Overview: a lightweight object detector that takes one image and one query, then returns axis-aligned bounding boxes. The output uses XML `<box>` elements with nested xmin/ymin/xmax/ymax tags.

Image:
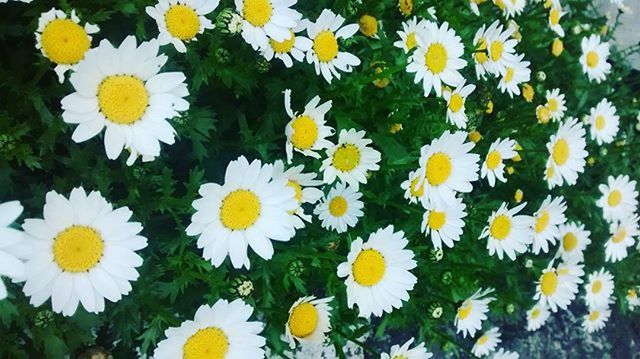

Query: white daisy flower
<box><xmin>314</xmin><ymin>182</ymin><xmax>364</xmax><ymax>233</ymax></box>
<box><xmin>526</xmin><ymin>302</ymin><xmax>550</xmax><ymax>331</ymax></box>
<box><xmin>186</xmin><ymin>156</ymin><xmax>297</xmax><ymax>269</ymax></box>
<box><xmin>582</xmin><ymin>306</ymin><xmax>611</xmax><ymax>333</ymax></box>
<box><xmin>497</xmin><ymin>53</ymin><xmax>531</xmax><ymax>98</ymax></box>
<box><xmin>146</xmin><ymin>0</ymin><xmax>219</xmax><ymax>53</ymax></box>
<box><xmin>261</xmin><ymin>21</ymin><xmax>312</xmax><ymax>67</ymax></box>
<box><xmin>584</xmin><ymin>269</ymin><xmax>614</xmax><ymax>309</ymax></box>
<box><xmin>394</xmin><ymin>17</ymin><xmax>429</xmax><ymax>53</ymax></box>
<box><xmin>320</xmin><ymin>128</ymin><xmax>381</xmax><ymax>189</ymax></box>
<box><xmin>271</xmin><ymin>160</ymin><xmax>323</xmax><ymax>229</ymax></box>
<box><xmin>556</xmin><ymin>257</ymin><xmax>585</xmax><ymax>296</ymax></box>
<box><xmin>491</xmin><ymin>348</ymin><xmax>520</xmax><ymax>359</ymax></box>
<box><xmin>580</xmin><ymin>34</ymin><xmax>611</xmax><ymax>83</ymax></box>
<box><xmin>153</xmin><ymin>299</ymin><xmax>265</xmax><ymax>358</ymax></box>
<box><xmin>481</xmin><ymin>137</ymin><xmax>517</xmax><ymax>187</ymax></box>
<box><xmin>400</xmin><ymin>169</ymin><xmax>425</xmax><ymax>205</ymax></box>
<box><xmin>285</xmin><ymin>296</ymin><xmax>333</xmax><ymax>349</ymax></box>
<box><xmin>472</xmin><ymin>22</ymin><xmax>502</xmax><ymax>80</ymax></box>
<box><xmin>35</xmin><ymin>8</ymin><xmax>99</xmax><ymax>83</ymax></box>
<box><xmin>534</xmin><ymin>261</ymin><xmax>583</xmax><ymax>312</ymax></box>
<box><xmin>236</xmin><ymin>0</ymin><xmax>301</xmax><ymax>50</ymax></box>
<box><xmin>627</xmin><ymin>288</ymin><xmax>639</xmax><ymax>310</ymax></box>
<box><xmin>531</xmin><ymin>195</ymin><xmax>567</xmax><ymax>255</ymax></box>
<box><xmin>483</xmin><ymin>20</ymin><xmax>518</xmax><ymax>76</ymax></box>
<box><xmin>283</xmin><ymin>89</ymin><xmax>334</xmax><ymax>163</ymax></box>
<box><xmin>337</xmin><ymin>225</ymin><xmax>417</xmax><ymax>318</ymax></box>
<box><xmin>455</xmin><ymin>287</ymin><xmax>496</xmax><ymax>338</ymax></box>
<box><xmin>0</xmin><ymin>201</ymin><xmax>26</xmax><ymax>300</ymax></box>
<box><xmin>20</xmin><ymin>187</ymin><xmax>148</xmax><ymax>316</ymax></box>
<box><xmin>548</xmin><ymin>6</ymin><xmax>565</xmax><ymax>37</ymax></box>
<box><xmin>406</xmin><ymin>21</ymin><xmax>466</xmax><ymax>97</ymax></box>
<box><xmin>545</xmin><ymin>88</ymin><xmax>567</xmax><ymax>122</ymax></box>
<box><xmin>306</xmin><ymin>9</ymin><xmax>361</xmax><ymax>84</ymax></box>
<box><xmin>381</xmin><ymin>338</ymin><xmax>433</xmax><ymax>359</ymax></box>
<box><xmin>472</xmin><ymin>327</ymin><xmax>502</xmax><ymax>357</ymax></box>
<box><xmin>588</xmin><ymin>98</ymin><xmax>620</xmax><ymax>145</ymax></box>
<box><xmin>605</xmin><ymin>214</ymin><xmax>639</xmax><ymax>262</ymax></box>
<box><xmin>500</xmin><ymin>0</ymin><xmax>526</xmax><ymax>18</ymax></box>
<box><xmin>421</xmin><ymin>194</ymin><xmax>467</xmax><ymax>250</ymax></box>
<box><xmin>544</xmin><ymin>117</ymin><xmax>588</xmax><ymax>188</ymax></box>
<box><xmin>481</xmin><ymin>202</ymin><xmax>534</xmax><ymax>261</ymax></box>
<box><xmin>557</xmin><ymin>222</ymin><xmax>591</xmax><ymax>262</ymax></box>
<box><xmin>596</xmin><ymin>174</ymin><xmax>638</xmax><ymax>223</ymax></box>
<box><xmin>443</xmin><ymin>81</ymin><xmax>476</xmax><ymax>129</ymax></box>
<box><xmin>60</xmin><ymin>36</ymin><xmax>190</xmax><ymax>166</ymax></box>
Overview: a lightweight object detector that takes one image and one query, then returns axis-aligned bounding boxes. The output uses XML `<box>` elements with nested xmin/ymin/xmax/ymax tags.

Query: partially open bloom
<box><xmin>455</xmin><ymin>287</ymin><xmax>496</xmax><ymax>338</ymax></box>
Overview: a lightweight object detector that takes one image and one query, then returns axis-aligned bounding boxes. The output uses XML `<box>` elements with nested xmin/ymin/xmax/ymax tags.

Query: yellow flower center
<box><xmin>428</xmin><ymin>211</ymin><xmax>446</xmax><ymax>230</ymax></box>
<box><xmin>426</xmin><ymin>152</ymin><xmax>452</xmax><ymax>186</ymax></box>
<box><xmin>595</xmin><ymin>115</ymin><xmax>606</xmax><ymax>130</ymax></box>
<box><xmin>287</xmin><ymin>180</ymin><xmax>303</xmax><ymax>204</ymax></box>
<box><xmin>531</xmin><ymin>308</ymin><xmax>541</xmax><ymax>319</ymax></box>
<box><xmin>586</xmin><ymin>51</ymin><xmax>599</xmax><ymax>68</ymax></box>
<box><xmin>608</xmin><ymin>190</ymin><xmax>622</xmax><ymax>207</ymax></box>
<box><xmin>562</xmin><ymin>232</ymin><xmax>578</xmax><ymax>251</ymax></box>
<box><xmin>457</xmin><ymin>302</ymin><xmax>473</xmax><ymax>320</ymax></box>
<box><xmin>313</xmin><ymin>31</ymin><xmax>339</xmax><ymax>63</ymax></box>
<box><xmin>547</xmin><ymin>98</ymin><xmax>559</xmax><ymax>112</ymax></box>
<box><xmin>540</xmin><ymin>271</ymin><xmax>558</xmax><ymax>296</ymax></box>
<box><xmin>352</xmin><ymin>249</ymin><xmax>386</xmax><ymax>286</ymax></box>
<box><xmin>399</xmin><ymin>0</ymin><xmax>413</xmax><ymax>16</ymax></box>
<box><xmin>628</xmin><ymin>289</ymin><xmax>637</xmax><ymax>299</ymax></box>
<box><xmin>523</xmin><ymin>84</ymin><xmax>534</xmax><ymax>102</ymax></box>
<box><xmin>552</xmin><ymin>38</ymin><xmax>564</xmax><ymax>57</ymax></box>
<box><xmin>329</xmin><ymin>196</ymin><xmax>348</xmax><ymax>217</ymax></box>
<box><xmin>98</xmin><ymin>75</ymin><xmax>149</xmax><ymax>125</ymax></box>
<box><xmin>490</xmin><ymin>40</ymin><xmax>504</xmax><ymax>62</ymax></box>
<box><xmin>359</xmin><ymin>14</ymin><xmax>378</xmax><ymax>37</ymax></box>
<box><xmin>535</xmin><ymin>210</ymin><xmax>550</xmax><ymax>233</ymax></box>
<box><xmin>490</xmin><ymin>214</ymin><xmax>511</xmax><ymax>240</ymax></box>
<box><xmin>448</xmin><ymin>93</ymin><xmax>464</xmax><ymax>113</ymax></box>
<box><xmin>612</xmin><ymin>229</ymin><xmax>627</xmax><ymax>243</ymax></box>
<box><xmin>589</xmin><ymin>310</ymin><xmax>600</xmax><ymax>321</ymax></box>
<box><xmin>270</xmin><ymin>31</ymin><xmax>296</xmax><ymax>53</ymax></box>
<box><xmin>40</xmin><ymin>18</ymin><xmax>91</xmax><ymax>65</ymax></box>
<box><xmin>332</xmin><ymin>144</ymin><xmax>361</xmax><ymax>172</ymax></box>
<box><xmin>290</xmin><ymin>115</ymin><xmax>318</xmax><ymax>150</ymax></box>
<box><xmin>164</xmin><ymin>5</ymin><xmax>200</xmax><ymax>40</ymax></box>
<box><xmin>220</xmin><ymin>190</ymin><xmax>261</xmax><ymax>230</ymax></box>
<box><xmin>485</xmin><ymin>150</ymin><xmax>502</xmax><ymax>170</ymax></box>
<box><xmin>552</xmin><ymin>139</ymin><xmax>570</xmax><ymax>166</ymax></box>
<box><xmin>504</xmin><ymin>67</ymin><xmax>515</xmax><ymax>83</ymax></box>
<box><xmin>477</xmin><ymin>334</ymin><xmax>489</xmax><ymax>346</ymax></box>
<box><xmin>243</xmin><ymin>0</ymin><xmax>272</xmax><ymax>27</ymax></box>
<box><xmin>549</xmin><ymin>8</ymin><xmax>560</xmax><ymax>26</ymax></box>
<box><xmin>288</xmin><ymin>302</ymin><xmax>319</xmax><ymax>338</ymax></box>
<box><xmin>406</xmin><ymin>32</ymin><xmax>418</xmax><ymax>50</ymax></box>
<box><xmin>53</xmin><ymin>226</ymin><xmax>104</xmax><ymax>272</ymax></box>
<box><xmin>546</xmin><ymin>165</ymin><xmax>555</xmax><ymax>180</ymax></box>
<box><xmin>409</xmin><ymin>176</ymin><xmax>424</xmax><ymax>197</ymax></box>
<box><xmin>592</xmin><ymin>280</ymin><xmax>602</xmax><ymax>294</ymax></box>
<box><xmin>537</xmin><ymin>106</ymin><xmax>551</xmax><ymax>124</ymax></box>
<box><xmin>475</xmin><ymin>38</ymin><xmax>488</xmax><ymax>64</ymax></box>
<box><xmin>183</xmin><ymin>327</ymin><xmax>229</xmax><ymax>359</ymax></box>
<box><xmin>469</xmin><ymin>130</ymin><xmax>482</xmax><ymax>143</ymax></box>
<box><xmin>425</xmin><ymin>43</ymin><xmax>448</xmax><ymax>74</ymax></box>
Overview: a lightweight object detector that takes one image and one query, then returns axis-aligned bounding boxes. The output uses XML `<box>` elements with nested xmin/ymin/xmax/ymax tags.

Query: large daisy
<box><xmin>443</xmin><ymin>81</ymin><xmax>476</xmax><ymax>129</ymax></box>
<box><xmin>455</xmin><ymin>287</ymin><xmax>495</xmax><ymax>338</ymax></box>
<box><xmin>605</xmin><ymin>214</ymin><xmax>639</xmax><ymax>262</ymax></box>
<box><xmin>557</xmin><ymin>222</ymin><xmax>591</xmax><ymax>262</ymax></box>
<box><xmin>497</xmin><ymin>53</ymin><xmax>531</xmax><ymax>98</ymax></box>
<box><xmin>580</xmin><ymin>34</ymin><xmax>611</xmax><ymax>83</ymax></box>
<box><xmin>337</xmin><ymin>225</ymin><xmax>417</xmax><ymax>318</ymax></box>
<box><xmin>61</xmin><ymin>36</ymin><xmax>190</xmax><ymax>165</ymax></box>
<box><xmin>235</xmin><ymin>0</ymin><xmax>301</xmax><ymax>50</ymax></box>
<box><xmin>35</xmin><ymin>8</ymin><xmax>100</xmax><ymax>83</ymax></box>
<box><xmin>584</xmin><ymin>269</ymin><xmax>614</xmax><ymax>309</ymax></box>
<box><xmin>153</xmin><ymin>299</ymin><xmax>265</xmax><ymax>358</ymax></box>
<box><xmin>421</xmin><ymin>194</ymin><xmax>467</xmax><ymax>250</ymax></box>
<box><xmin>583</xmin><ymin>306</ymin><xmax>611</xmax><ymax>333</ymax></box>
<box><xmin>481</xmin><ymin>202</ymin><xmax>534</xmax><ymax>261</ymax></box>
<box><xmin>381</xmin><ymin>338</ymin><xmax>433</xmax><ymax>359</ymax></box>
<box><xmin>271</xmin><ymin>160</ymin><xmax>323</xmax><ymax>229</ymax></box>
<box><xmin>0</xmin><ymin>201</ymin><xmax>26</xmax><ymax>300</ymax></box>
<box><xmin>314</xmin><ymin>182</ymin><xmax>364</xmax><ymax>233</ymax></box>
<box><xmin>595</xmin><ymin>174</ymin><xmax>638</xmax><ymax>223</ymax></box>
<box><xmin>472</xmin><ymin>327</ymin><xmax>502</xmax><ymax>357</ymax></box>
<box><xmin>526</xmin><ymin>302</ymin><xmax>550</xmax><ymax>331</ymax></box>
<box><xmin>545</xmin><ymin>88</ymin><xmax>566</xmax><ymax>122</ymax></box>
<box><xmin>531</xmin><ymin>195</ymin><xmax>567</xmax><ymax>255</ymax></box>
<box><xmin>394</xmin><ymin>17</ymin><xmax>429</xmax><ymax>53</ymax></box>
<box><xmin>285</xmin><ymin>296</ymin><xmax>333</xmax><ymax>349</ymax></box>
<box><xmin>320</xmin><ymin>129</ymin><xmax>381</xmax><ymax>189</ymax></box>
<box><xmin>20</xmin><ymin>187</ymin><xmax>148</xmax><ymax>316</ymax></box>
<box><xmin>534</xmin><ymin>261</ymin><xmax>583</xmax><ymax>312</ymax></box>
<box><xmin>544</xmin><ymin>118</ymin><xmax>588</xmax><ymax>188</ymax></box>
<box><xmin>283</xmin><ymin>89</ymin><xmax>334</xmax><ymax>163</ymax></box>
<box><xmin>588</xmin><ymin>98</ymin><xmax>620</xmax><ymax>145</ymax></box>
<box><xmin>481</xmin><ymin>137</ymin><xmax>517</xmax><ymax>187</ymax></box>
<box><xmin>261</xmin><ymin>21</ymin><xmax>312</xmax><ymax>67</ymax></box>
<box><xmin>186</xmin><ymin>156</ymin><xmax>297</xmax><ymax>269</ymax></box>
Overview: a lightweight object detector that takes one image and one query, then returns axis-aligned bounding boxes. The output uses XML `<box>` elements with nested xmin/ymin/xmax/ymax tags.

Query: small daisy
<box><xmin>557</xmin><ymin>222</ymin><xmax>591</xmax><ymax>262</ymax></box>
<box><xmin>531</xmin><ymin>195</ymin><xmax>567</xmax><ymax>255</ymax></box>
<box><xmin>534</xmin><ymin>262</ymin><xmax>582</xmax><ymax>312</ymax></box>
<box><xmin>394</xmin><ymin>17</ymin><xmax>428</xmax><ymax>53</ymax></box>
<box><xmin>400</xmin><ymin>169</ymin><xmax>425</xmax><ymax>205</ymax></box>
<box><xmin>443</xmin><ymin>81</ymin><xmax>476</xmax><ymax>129</ymax></box>
<box><xmin>306</xmin><ymin>9</ymin><xmax>361</xmax><ymax>83</ymax></box>
<box><xmin>320</xmin><ymin>129</ymin><xmax>381</xmax><ymax>189</ymax></box>
<box><xmin>271</xmin><ymin>160</ymin><xmax>323</xmax><ymax>229</ymax></box>
<box><xmin>472</xmin><ymin>23</ymin><xmax>493</xmax><ymax>79</ymax></box>
<box><xmin>545</xmin><ymin>88</ymin><xmax>567</xmax><ymax>122</ymax></box>
<box><xmin>584</xmin><ymin>269</ymin><xmax>614</xmax><ymax>309</ymax></box>
<box><xmin>283</xmin><ymin>89</ymin><xmax>334</xmax><ymax>163</ymax></box>
<box><xmin>35</xmin><ymin>8</ymin><xmax>100</xmax><ymax>83</ymax></box>
<box><xmin>481</xmin><ymin>137</ymin><xmax>517</xmax><ymax>187</ymax></box>
<box><xmin>381</xmin><ymin>338</ymin><xmax>433</xmax><ymax>359</ymax></box>
<box><xmin>146</xmin><ymin>0</ymin><xmax>219</xmax><ymax>53</ymax></box>
<box><xmin>497</xmin><ymin>54</ymin><xmax>531</xmax><ymax>98</ymax></box>
<box><xmin>526</xmin><ymin>302</ymin><xmax>551</xmax><ymax>331</ymax></box>
<box><xmin>548</xmin><ymin>5</ymin><xmax>565</xmax><ymax>37</ymax></box>
<box><xmin>285</xmin><ymin>296</ymin><xmax>333</xmax><ymax>349</ymax></box>
<box><xmin>0</xmin><ymin>201</ymin><xmax>26</xmax><ymax>300</ymax></box>
<box><xmin>236</xmin><ymin>0</ymin><xmax>301</xmax><ymax>50</ymax></box>
<box><xmin>186</xmin><ymin>156</ymin><xmax>297</xmax><ymax>269</ymax></box>
<box><xmin>20</xmin><ymin>187</ymin><xmax>148</xmax><ymax>316</ymax></box>
<box><xmin>421</xmin><ymin>194</ymin><xmax>467</xmax><ymax>250</ymax></box>
<box><xmin>472</xmin><ymin>327</ymin><xmax>502</xmax><ymax>357</ymax></box>
<box><xmin>582</xmin><ymin>306</ymin><xmax>611</xmax><ymax>333</ymax></box>
<box><xmin>406</xmin><ymin>21</ymin><xmax>466</xmax><ymax>97</ymax></box>
<box><xmin>580</xmin><ymin>34</ymin><xmax>611</xmax><ymax>83</ymax></box>
<box><xmin>484</xmin><ymin>20</ymin><xmax>518</xmax><ymax>76</ymax></box>
<box><xmin>596</xmin><ymin>174</ymin><xmax>638</xmax><ymax>223</ymax></box>
<box><xmin>153</xmin><ymin>299</ymin><xmax>265</xmax><ymax>358</ymax></box>
<box><xmin>627</xmin><ymin>288</ymin><xmax>639</xmax><ymax>310</ymax></box>
<box><xmin>337</xmin><ymin>225</ymin><xmax>417</xmax><ymax>318</ymax></box>
<box><xmin>501</xmin><ymin>0</ymin><xmax>526</xmax><ymax>18</ymax></box>
<box><xmin>481</xmin><ymin>202</ymin><xmax>534</xmax><ymax>261</ymax></box>
<box><xmin>544</xmin><ymin>118</ymin><xmax>588</xmax><ymax>188</ymax></box>
<box><xmin>605</xmin><ymin>215</ymin><xmax>639</xmax><ymax>262</ymax></box>
<box><xmin>491</xmin><ymin>349</ymin><xmax>520</xmax><ymax>359</ymax></box>
<box><xmin>588</xmin><ymin>98</ymin><xmax>620</xmax><ymax>145</ymax></box>
<box><xmin>314</xmin><ymin>182</ymin><xmax>364</xmax><ymax>233</ymax></box>
<box><xmin>61</xmin><ymin>36</ymin><xmax>190</xmax><ymax>165</ymax></box>
<box><xmin>261</xmin><ymin>21</ymin><xmax>312</xmax><ymax>67</ymax></box>
<box><xmin>455</xmin><ymin>287</ymin><xmax>496</xmax><ymax>338</ymax></box>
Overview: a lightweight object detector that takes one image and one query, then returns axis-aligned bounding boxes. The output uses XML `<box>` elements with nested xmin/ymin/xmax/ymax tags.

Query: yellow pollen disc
<box><xmin>586</xmin><ymin>51</ymin><xmax>599</xmax><ymax>68</ymax></box>
<box><xmin>220</xmin><ymin>190</ymin><xmax>261</xmax><ymax>230</ymax></box>
<box><xmin>475</xmin><ymin>38</ymin><xmax>488</xmax><ymax>63</ymax></box>
<box><xmin>352</xmin><ymin>249</ymin><xmax>386</xmax><ymax>286</ymax></box>
<box><xmin>313</xmin><ymin>31</ymin><xmax>339</xmax><ymax>63</ymax></box>
<box><xmin>243</xmin><ymin>0</ymin><xmax>273</xmax><ymax>27</ymax></box>
<box><xmin>359</xmin><ymin>15</ymin><xmax>378</xmax><ymax>37</ymax></box>
<box><xmin>332</xmin><ymin>144</ymin><xmax>361</xmax><ymax>172</ymax></box>
<box><xmin>98</xmin><ymin>75</ymin><xmax>149</xmax><ymax>125</ymax></box>
<box><xmin>477</xmin><ymin>335</ymin><xmax>489</xmax><ymax>345</ymax></box>
<box><xmin>426</xmin><ymin>152</ymin><xmax>452</xmax><ymax>186</ymax></box>
<box><xmin>290</xmin><ymin>115</ymin><xmax>318</xmax><ymax>150</ymax></box>
<box><xmin>399</xmin><ymin>0</ymin><xmax>413</xmax><ymax>16</ymax></box>
<box><xmin>164</xmin><ymin>5</ymin><xmax>200</xmax><ymax>40</ymax></box>
<box><xmin>537</xmin><ymin>106</ymin><xmax>551</xmax><ymax>124</ymax></box>
<box><xmin>535</xmin><ymin>210</ymin><xmax>550</xmax><ymax>233</ymax></box>
<box><xmin>40</xmin><ymin>18</ymin><xmax>91</xmax><ymax>65</ymax></box>
<box><xmin>549</xmin><ymin>8</ymin><xmax>560</xmax><ymax>25</ymax></box>
<box><xmin>406</xmin><ymin>32</ymin><xmax>417</xmax><ymax>50</ymax></box>
<box><xmin>546</xmin><ymin>165</ymin><xmax>555</xmax><ymax>180</ymax></box>
<box><xmin>329</xmin><ymin>196</ymin><xmax>348</xmax><ymax>217</ymax></box>
<box><xmin>448</xmin><ymin>93</ymin><xmax>464</xmax><ymax>113</ymax></box>
<box><xmin>562</xmin><ymin>232</ymin><xmax>578</xmax><ymax>251</ymax></box>
<box><xmin>552</xmin><ymin>38</ymin><xmax>564</xmax><ymax>56</ymax></box>
<box><xmin>485</xmin><ymin>150</ymin><xmax>502</xmax><ymax>170</ymax></box>
<box><xmin>504</xmin><ymin>67</ymin><xmax>515</xmax><ymax>82</ymax></box>
<box><xmin>409</xmin><ymin>176</ymin><xmax>424</xmax><ymax>197</ymax></box>
<box><xmin>547</xmin><ymin>98</ymin><xmax>558</xmax><ymax>112</ymax></box>
<box><xmin>552</xmin><ymin>139</ymin><xmax>570</xmax><ymax>166</ymax></box>
<box><xmin>288</xmin><ymin>302</ymin><xmax>319</xmax><ymax>338</ymax></box>
<box><xmin>287</xmin><ymin>180</ymin><xmax>303</xmax><ymax>204</ymax></box>
<box><xmin>490</xmin><ymin>214</ymin><xmax>512</xmax><ymax>240</ymax></box>
<box><xmin>490</xmin><ymin>40</ymin><xmax>504</xmax><ymax>62</ymax></box>
<box><xmin>457</xmin><ymin>302</ymin><xmax>473</xmax><ymax>320</ymax></box>
<box><xmin>540</xmin><ymin>271</ymin><xmax>559</xmax><ymax>296</ymax></box>
<box><xmin>270</xmin><ymin>31</ymin><xmax>296</xmax><ymax>53</ymax></box>
<box><xmin>428</xmin><ymin>211</ymin><xmax>446</xmax><ymax>230</ymax></box>
<box><xmin>589</xmin><ymin>310</ymin><xmax>600</xmax><ymax>321</ymax></box>
<box><xmin>612</xmin><ymin>229</ymin><xmax>627</xmax><ymax>243</ymax></box>
<box><xmin>607</xmin><ymin>190</ymin><xmax>622</xmax><ymax>207</ymax></box>
<box><xmin>594</xmin><ymin>115</ymin><xmax>606</xmax><ymax>130</ymax></box>
<box><xmin>531</xmin><ymin>308</ymin><xmax>541</xmax><ymax>319</ymax></box>
<box><xmin>592</xmin><ymin>280</ymin><xmax>602</xmax><ymax>294</ymax></box>
<box><xmin>183</xmin><ymin>327</ymin><xmax>229</xmax><ymax>359</ymax></box>
<box><xmin>425</xmin><ymin>43</ymin><xmax>448</xmax><ymax>74</ymax></box>
<box><xmin>53</xmin><ymin>226</ymin><xmax>104</xmax><ymax>272</ymax></box>
<box><xmin>628</xmin><ymin>289</ymin><xmax>637</xmax><ymax>298</ymax></box>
